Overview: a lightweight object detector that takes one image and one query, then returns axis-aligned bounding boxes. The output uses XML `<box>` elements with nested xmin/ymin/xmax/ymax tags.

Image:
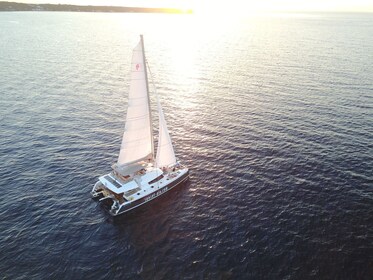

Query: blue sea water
<box><xmin>0</xmin><ymin>11</ymin><xmax>372</xmax><ymax>279</ymax></box>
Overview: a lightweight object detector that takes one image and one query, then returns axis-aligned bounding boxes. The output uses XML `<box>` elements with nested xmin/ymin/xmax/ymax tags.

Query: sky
<box><xmin>10</xmin><ymin>0</ymin><xmax>373</xmax><ymax>12</ymax></box>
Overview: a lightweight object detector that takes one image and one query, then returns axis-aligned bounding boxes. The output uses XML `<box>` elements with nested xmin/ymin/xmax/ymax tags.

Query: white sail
<box><xmin>156</xmin><ymin>99</ymin><xmax>177</xmax><ymax>168</ymax></box>
<box><xmin>117</xmin><ymin>38</ymin><xmax>153</xmax><ymax>166</ymax></box>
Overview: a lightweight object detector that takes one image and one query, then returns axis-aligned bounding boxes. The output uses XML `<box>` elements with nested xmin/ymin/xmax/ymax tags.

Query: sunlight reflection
<box><xmin>115</xmin><ymin>8</ymin><xmax>250</xmax><ymax>113</ymax></box>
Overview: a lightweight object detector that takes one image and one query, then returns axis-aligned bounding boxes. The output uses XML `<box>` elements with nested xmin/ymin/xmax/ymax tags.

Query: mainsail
<box><xmin>117</xmin><ymin>37</ymin><xmax>153</xmax><ymax>166</ymax></box>
<box><xmin>156</xmin><ymin>99</ymin><xmax>177</xmax><ymax>168</ymax></box>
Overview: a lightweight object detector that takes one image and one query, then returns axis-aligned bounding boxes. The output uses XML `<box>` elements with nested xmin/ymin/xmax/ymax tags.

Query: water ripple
<box><xmin>0</xmin><ymin>12</ymin><xmax>372</xmax><ymax>280</ymax></box>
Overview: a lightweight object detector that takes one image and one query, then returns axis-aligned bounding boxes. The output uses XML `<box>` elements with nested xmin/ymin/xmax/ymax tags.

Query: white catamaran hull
<box><xmin>92</xmin><ymin>167</ymin><xmax>189</xmax><ymax>216</ymax></box>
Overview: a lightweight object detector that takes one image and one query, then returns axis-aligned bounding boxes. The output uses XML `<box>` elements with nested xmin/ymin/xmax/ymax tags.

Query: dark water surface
<box><xmin>0</xmin><ymin>12</ymin><xmax>372</xmax><ymax>279</ymax></box>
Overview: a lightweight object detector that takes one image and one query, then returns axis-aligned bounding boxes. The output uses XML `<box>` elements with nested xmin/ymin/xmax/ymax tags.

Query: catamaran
<box><xmin>91</xmin><ymin>35</ymin><xmax>189</xmax><ymax>216</ymax></box>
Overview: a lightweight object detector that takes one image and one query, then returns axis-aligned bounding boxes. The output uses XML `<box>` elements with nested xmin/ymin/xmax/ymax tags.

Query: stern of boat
<box><xmin>91</xmin><ymin>180</ymin><xmax>124</xmax><ymax>216</ymax></box>
<box><xmin>91</xmin><ymin>181</ymin><xmax>104</xmax><ymax>200</ymax></box>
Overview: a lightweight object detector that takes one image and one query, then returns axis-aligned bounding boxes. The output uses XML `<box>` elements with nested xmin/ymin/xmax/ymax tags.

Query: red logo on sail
<box><xmin>136</xmin><ymin>64</ymin><xmax>140</xmax><ymax>71</ymax></box>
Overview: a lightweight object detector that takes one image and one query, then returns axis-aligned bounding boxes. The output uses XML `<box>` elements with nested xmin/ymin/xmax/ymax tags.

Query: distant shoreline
<box><xmin>0</xmin><ymin>1</ymin><xmax>193</xmax><ymax>13</ymax></box>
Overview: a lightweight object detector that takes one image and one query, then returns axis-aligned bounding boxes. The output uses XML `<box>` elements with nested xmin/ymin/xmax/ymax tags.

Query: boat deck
<box><xmin>92</xmin><ymin>164</ymin><xmax>188</xmax><ymax>215</ymax></box>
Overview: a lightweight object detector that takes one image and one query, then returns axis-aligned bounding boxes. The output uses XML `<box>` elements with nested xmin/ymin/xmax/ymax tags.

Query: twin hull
<box><xmin>93</xmin><ymin>169</ymin><xmax>189</xmax><ymax>216</ymax></box>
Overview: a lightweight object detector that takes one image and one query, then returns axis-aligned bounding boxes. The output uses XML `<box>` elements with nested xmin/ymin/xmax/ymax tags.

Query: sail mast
<box><xmin>140</xmin><ymin>34</ymin><xmax>155</xmax><ymax>160</ymax></box>
<box><xmin>117</xmin><ymin>36</ymin><xmax>154</xmax><ymax>168</ymax></box>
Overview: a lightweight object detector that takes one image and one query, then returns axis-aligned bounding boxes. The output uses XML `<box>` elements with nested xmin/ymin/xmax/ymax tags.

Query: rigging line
<box><xmin>145</xmin><ymin>58</ymin><xmax>159</xmax><ymax>99</ymax></box>
<box><xmin>146</xmin><ymin>59</ymin><xmax>162</xmax><ymax>169</ymax></box>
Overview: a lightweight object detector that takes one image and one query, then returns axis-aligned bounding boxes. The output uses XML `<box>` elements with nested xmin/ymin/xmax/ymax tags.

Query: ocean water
<box><xmin>0</xmin><ymin>12</ymin><xmax>372</xmax><ymax>279</ymax></box>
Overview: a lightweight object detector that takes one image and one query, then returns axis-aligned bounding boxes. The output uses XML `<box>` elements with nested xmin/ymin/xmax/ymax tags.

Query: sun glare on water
<box><xmin>116</xmin><ymin>0</ymin><xmax>372</xmax><ymax>112</ymax></box>
<box><xmin>189</xmin><ymin>0</ymin><xmax>373</xmax><ymax>15</ymax></box>
<box><xmin>192</xmin><ymin>0</ymin><xmax>262</xmax><ymax>16</ymax></box>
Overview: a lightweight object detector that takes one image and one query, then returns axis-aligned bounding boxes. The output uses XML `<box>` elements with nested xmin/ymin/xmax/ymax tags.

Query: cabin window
<box><xmin>148</xmin><ymin>174</ymin><xmax>164</xmax><ymax>185</ymax></box>
<box><xmin>124</xmin><ymin>187</ymin><xmax>141</xmax><ymax>197</ymax></box>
